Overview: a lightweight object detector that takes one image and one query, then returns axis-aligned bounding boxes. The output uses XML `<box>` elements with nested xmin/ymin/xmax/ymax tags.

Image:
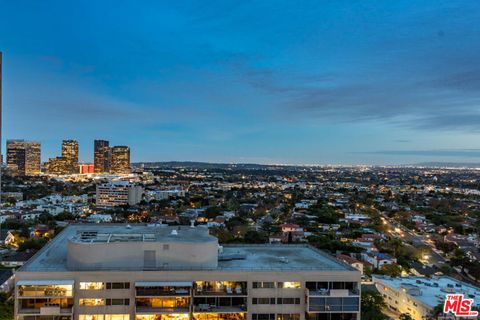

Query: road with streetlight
<box><xmin>379</xmin><ymin>213</ymin><xmax>447</xmax><ymax>268</ymax></box>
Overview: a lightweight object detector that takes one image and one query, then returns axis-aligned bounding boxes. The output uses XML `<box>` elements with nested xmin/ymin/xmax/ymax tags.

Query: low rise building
<box><xmin>374</xmin><ymin>275</ymin><xmax>480</xmax><ymax>320</ymax></box>
<box><xmin>96</xmin><ymin>181</ymin><xmax>144</xmax><ymax>209</ymax></box>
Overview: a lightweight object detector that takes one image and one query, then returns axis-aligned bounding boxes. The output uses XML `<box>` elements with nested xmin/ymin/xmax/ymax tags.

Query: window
<box><xmin>19</xmin><ymin>297</ymin><xmax>73</xmax><ymax>309</ymax></box>
<box><xmin>18</xmin><ymin>285</ymin><xmax>73</xmax><ymax>297</ymax></box>
<box><xmin>252</xmin><ymin>282</ymin><xmax>275</xmax><ymax>289</ymax></box>
<box><xmin>252</xmin><ymin>315</ymin><xmax>275</xmax><ymax>320</ymax></box>
<box><xmin>80</xmin><ymin>282</ymin><xmax>104</xmax><ymax>290</ymax></box>
<box><xmin>277</xmin><ymin>298</ymin><xmax>300</xmax><ymax>304</ymax></box>
<box><xmin>252</xmin><ymin>298</ymin><xmax>275</xmax><ymax>305</ymax></box>
<box><xmin>192</xmin><ymin>314</ymin><xmax>246</xmax><ymax>320</ymax></box>
<box><xmin>79</xmin><ymin>298</ymin><xmax>105</xmax><ymax>306</ymax></box>
<box><xmin>105</xmin><ymin>315</ymin><xmax>130</xmax><ymax>320</ymax></box>
<box><xmin>308</xmin><ymin>297</ymin><xmax>359</xmax><ymax>312</ymax></box>
<box><xmin>106</xmin><ymin>282</ymin><xmax>130</xmax><ymax>289</ymax></box>
<box><xmin>80</xmin><ymin>315</ymin><xmax>104</xmax><ymax>320</ymax></box>
<box><xmin>277</xmin><ymin>282</ymin><xmax>301</xmax><ymax>289</ymax></box>
<box><xmin>277</xmin><ymin>314</ymin><xmax>300</xmax><ymax>320</ymax></box>
<box><xmin>106</xmin><ymin>298</ymin><xmax>130</xmax><ymax>306</ymax></box>
<box><xmin>137</xmin><ymin>297</ymin><xmax>190</xmax><ymax>308</ymax></box>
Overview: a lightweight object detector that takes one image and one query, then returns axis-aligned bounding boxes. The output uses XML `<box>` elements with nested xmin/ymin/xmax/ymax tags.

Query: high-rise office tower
<box><xmin>6</xmin><ymin>140</ymin><xmax>41</xmax><ymax>176</ymax></box>
<box><xmin>62</xmin><ymin>140</ymin><xmax>79</xmax><ymax>174</ymax></box>
<box><xmin>111</xmin><ymin>146</ymin><xmax>130</xmax><ymax>174</ymax></box>
<box><xmin>94</xmin><ymin>139</ymin><xmax>110</xmax><ymax>173</ymax></box>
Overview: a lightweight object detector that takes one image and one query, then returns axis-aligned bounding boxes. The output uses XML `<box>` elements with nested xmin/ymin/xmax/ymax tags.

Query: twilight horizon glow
<box><xmin>1</xmin><ymin>0</ymin><xmax>480</xmax><ymax>165</ymax></box>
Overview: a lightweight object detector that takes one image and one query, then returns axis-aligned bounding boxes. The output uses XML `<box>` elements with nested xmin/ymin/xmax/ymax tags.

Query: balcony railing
<box><xmin>135</xmin><ymin>306</ymin><xmax>190</xmax><ymax>313</ymax></box>
<box><xmin>193</xmin><ymin>305</ymin><xmax>247</xmax><ymax>313</ymax></box>
<box><xmin>307</xmin><ymin>289</ymin><xmax>360</xmax><ymax>296</ymax></box>
<box><xmin>194</xmin><ymin>288</ymin><xmax>247</xmax><ymax>296</ymax></box>
<box><xmin>18</xmin><ymin>307</ymin><xmax>73</xmax><ymax>315</ymax></box>
<box><xmin>136</xmin><ymin>288</ymin><xmax>191</xmax><ymax>296</ymax></box>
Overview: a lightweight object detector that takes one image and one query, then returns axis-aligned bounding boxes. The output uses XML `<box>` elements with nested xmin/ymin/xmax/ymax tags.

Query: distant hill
<box><xmin>132</xmin><ymin>161</ymin><xmax>305</xmax><ymax>170</ymax></box>
<box><xmin>413</xmin><ymin>162</ymin><xmax>480</xmax><ymax>168</ymax></box>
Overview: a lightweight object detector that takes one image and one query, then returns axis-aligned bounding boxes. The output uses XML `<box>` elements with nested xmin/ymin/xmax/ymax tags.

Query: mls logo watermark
<box><xmin>443</xmin><ymin>294</ymin><xmax>478</xmax><ymax>317</ymax></box>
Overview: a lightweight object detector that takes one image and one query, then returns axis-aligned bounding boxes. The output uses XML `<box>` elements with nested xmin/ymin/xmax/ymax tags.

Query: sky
<box><xmin>1</xmin><ymin>0</ymin><xmax>480</xmax><ymax>165</ymax></box>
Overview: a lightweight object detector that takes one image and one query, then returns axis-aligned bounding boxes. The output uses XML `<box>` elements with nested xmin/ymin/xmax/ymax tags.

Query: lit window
<box><xmin>80</xmin><ymin>282</ymin><xmax>104</xmax><ymax>290</ymax></box>
<box><xmin>80</xmin><ymin>315</ymin><xmax>104</xmax><ymax>320</ymax></box>
<box><xmin>105</xmin><ymin>315</ymin><xmax>130</xmax><ymax>320</ymax></box>
<box><xmin>278</xmin><ymin>282</ymin><xmax>301</xmax><ymax>289</ymax></box>
<box><xmin>18</xmin><ymin>285</ymin><xmax>73</xmax><ymax>297</ymax></box>
<box><xmin>80</xmin><ymin>298</ymin><xmax>105</xmax><ymax>306</ymax></box>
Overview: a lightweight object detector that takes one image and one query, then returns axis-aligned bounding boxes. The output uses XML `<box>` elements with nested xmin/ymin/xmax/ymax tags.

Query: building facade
<box><xmin>111</xmin><ymin>146</ymin><xmax>130</xmax><ymax>174</ymax></box>
<box><xmin>62</xmin><ymin>140</ymin><xmax>79</xmax><ymax>174</ymax></box>
<box><xmin>44</xmin><ymin>140</ymin><xmax>79</xmax><ymax>175</ymax></box>
<box><xmin>96</xmin><ymin>181</ymin><xmax>143</xmax><ymax>208</ymax></box>
<box><xmin>80</xmin><ymin>164</ymin><xmax>95</xmax><ymax>174</ymax></box>
<box><xmin>373</xmin><ymin>275</ymin><xmax>480</xmax><ymax>320</ymax></box>
<box><xmin>15</xmin><ymin>224</ymin><xmax>361</xmax><ymax>320</ymax></box>
<box><xmin>6</xmin><ymin>140</ymin><xmax>41</xmax><ymax>176</ymax></box>
<box><xmin>94</xmin><ymin>140</ymin><xmax>111</xmax><ymax>174</ymax></box>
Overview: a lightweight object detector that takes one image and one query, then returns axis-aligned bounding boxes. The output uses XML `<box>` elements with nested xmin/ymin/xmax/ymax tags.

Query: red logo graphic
<box><xmin>443</xmin><ymin>294</ymin><xmax>478</xmax><ymax>317</ymax></box>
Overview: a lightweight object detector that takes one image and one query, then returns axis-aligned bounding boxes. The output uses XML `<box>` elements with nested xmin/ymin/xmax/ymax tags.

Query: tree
<box><xmin>379</xmin><ymin>263</ymin><xmax>403</xmax><ymax>277</ymax></box>
<box><xmin>18</xmin><ymin>238</ymin><xmax>48</xmax><ymax>252</ymax></box>
<box><xmin>429</xmin><ymin>303</ymin><xmax>445</xmax><ymax>319</ymax></box>
<box><xmin>204</xmin><ymin>206</ymin><xmax>222</xmax><ymax>219</ymax></box>
<box><xmin>0</xmin><ymin>292</ymin><xmax>14</xmax><ymax>320</ymax></box>
<box><xmin>243</xmin><ymin>230</ymin><xmax>268</xmax><ymax>244</ymax></box>
<box><xmin>361</xmin><ymin>290</ymin><xmax>388</xmax><ymax>320</ymax></box>
<box><xmin>399</xmin><ymin>313</ymin><xmax>413</xmax><ymax>320</ymax></box>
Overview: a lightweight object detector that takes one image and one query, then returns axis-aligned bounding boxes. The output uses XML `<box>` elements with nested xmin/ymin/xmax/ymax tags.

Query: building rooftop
<box><xmin>374</xmin><ymin>275</ymin><xmax>480</xmax><ymax>308</ymax></box>
<box><xmin>19</xmin><ymin>224</ymin><xmax>355</xmax><ymax>273</ymax></box>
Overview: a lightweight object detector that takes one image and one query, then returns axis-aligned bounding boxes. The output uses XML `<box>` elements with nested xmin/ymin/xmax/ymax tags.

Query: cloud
<box><xmin>226</xmin><ymin>2</ymin><xmax>480</xmax><ymax>132</ymax></box>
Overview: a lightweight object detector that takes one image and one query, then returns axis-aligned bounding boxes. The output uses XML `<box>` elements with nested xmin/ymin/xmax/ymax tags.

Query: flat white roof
<box><xmin>374</xmin><ymin>276</ymin><xmax>480</xmax><ymax>308</ymax></box>
<box><xmin>19</xmin><ymin>224</ymin><xmax>356</xmax><ymax>273</ymax></box>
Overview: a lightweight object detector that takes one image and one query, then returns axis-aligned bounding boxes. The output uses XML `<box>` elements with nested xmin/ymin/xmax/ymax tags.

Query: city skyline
<box><xmin>2</xmin><ymin>1</ymin><xmax>480</xmax><ymax>165</ymax></box>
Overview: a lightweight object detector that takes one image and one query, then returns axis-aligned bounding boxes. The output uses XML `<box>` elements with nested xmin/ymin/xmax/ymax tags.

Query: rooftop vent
<box><xmin>279</xmin><ymin>256</ymin><xmax>289</xmax><ymax>264</ymax></box>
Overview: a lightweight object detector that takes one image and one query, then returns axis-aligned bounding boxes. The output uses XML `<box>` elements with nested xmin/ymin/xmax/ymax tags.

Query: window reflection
<box><xmin>193</xmin><ymin>314</ymin><xmax>246</xmax><ymax>320</ymax></box>
<box><xmin>79</xmin><ymin>282</ymin><xmax>104</xmax><ymax>290</ymax></box>
<box><xmin>277</xmin><ymin>282</ymin><xmax>301</xmax><ymax>289</ymax></box>
<box><xmin>19</xmin><ymin>285</ymin><xmax>73</xmax><ymax>297</ymax></box>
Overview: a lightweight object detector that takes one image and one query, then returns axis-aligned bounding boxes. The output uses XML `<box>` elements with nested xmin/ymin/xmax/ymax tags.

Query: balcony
<box><xmin>307</xmin><ymin>289</ymin><xmax>360</xmax><ymax>297</ymax></box>
<box><xmin>135</xmin><ymin>306</ymin><xmax>190</xmax><ymax>314</ymax></box>
<box><xmin>136</xmin><ymin>287</ymin><xmax>191</xmax><ymax>297</ymax></box>
<box><xmin>18</xmin><ymin>307</ymin><xmax>73</xmax><ymax>315</ymax></box>
<box><xmin>135</xmin><ymin>282</ymin><xmax>193</xmax><ymax>297</ymax></box>
<box><xmin>194</xmin><ymin>282</ymin><xmax>247</xmax><ymax>296</ymax></box>
<box><xmin>193</xmin><ymin>305</ymin><xmax>247</xmax><ymax>313</ymax></box>
<box><xmin>307</xmin><ymin>297</ymin><xmax>360</xmax><ymax>313</ymax></box>
<box><xmin>135</xmin><ymin>297</ymin><xmax>190</xmax><ymax>314</ymax></box>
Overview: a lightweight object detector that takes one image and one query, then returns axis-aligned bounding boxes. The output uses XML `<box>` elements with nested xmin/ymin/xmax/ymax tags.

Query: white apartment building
<box><xmin>15</xmin><ymin>224</ymin><xmax>361</xmax><ymax>320</ymax></box>
<box><xmin>96</xmin><ymin>182</ymin><xmax>144</xmax><ymax>209</ymax></box>
<box><xmin>373</xmin><ymin>275</ymin><xmax>480</xmax><ymax>320</ymax></box>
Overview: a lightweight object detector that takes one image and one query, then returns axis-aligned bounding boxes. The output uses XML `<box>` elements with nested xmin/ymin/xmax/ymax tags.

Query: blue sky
<box><xmin>1</xmin><ymin>0</ymin><xmax>480</xmax><ymax>164</ymax></box>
